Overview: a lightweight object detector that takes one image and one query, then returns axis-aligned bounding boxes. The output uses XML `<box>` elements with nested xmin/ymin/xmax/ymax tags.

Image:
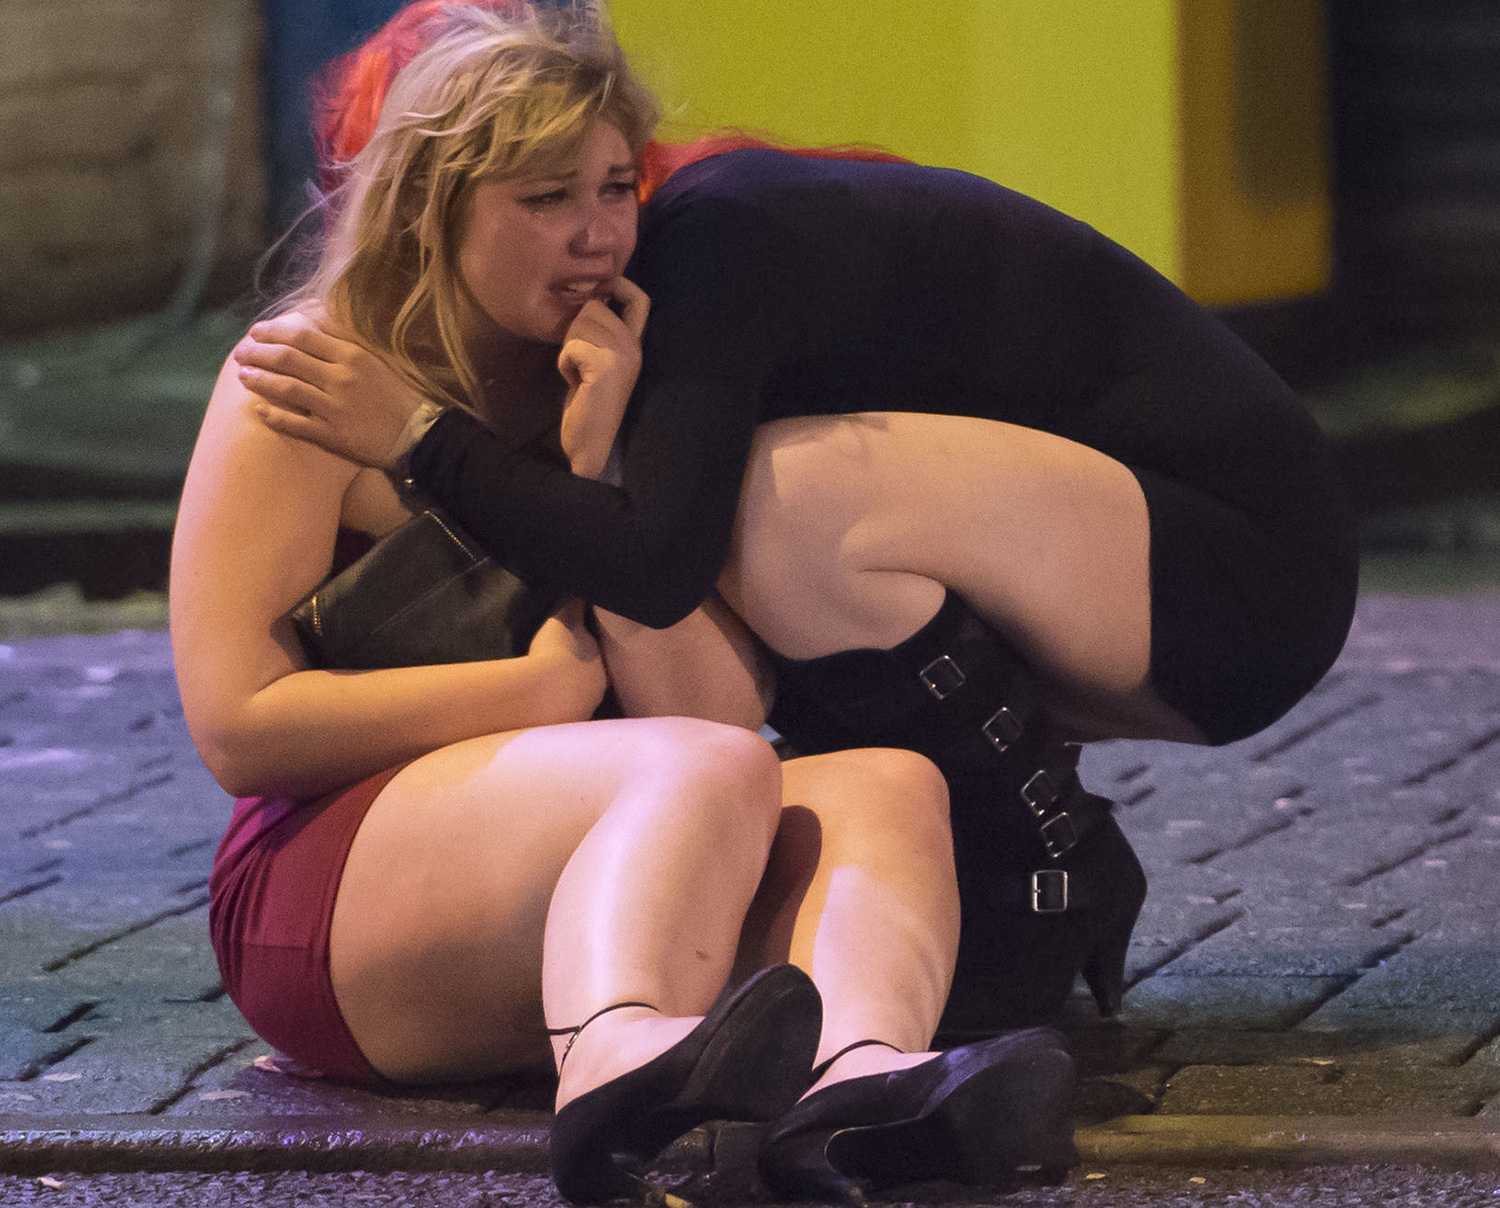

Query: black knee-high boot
<box><xmin>765</xmin><ymin>590</ymin><xmax>1146</xmax><ymax>1038</ymax></box>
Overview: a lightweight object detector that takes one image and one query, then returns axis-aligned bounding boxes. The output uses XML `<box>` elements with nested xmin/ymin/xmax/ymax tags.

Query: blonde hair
<box><xmin>288</xmin><ymin>1</ymin><xmax>658</xmax><ymax>412</ymax></box>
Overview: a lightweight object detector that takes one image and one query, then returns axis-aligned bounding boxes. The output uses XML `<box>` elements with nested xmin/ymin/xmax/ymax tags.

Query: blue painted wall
<box><xmin>261</xmin><ymin>0</ymin><xmax>409</xmax><ymax>231</ymax></box>
<box><xmin>260</xmin><ymin>0</ymin><xmax>570</xmax><ymax>233</ymax></box>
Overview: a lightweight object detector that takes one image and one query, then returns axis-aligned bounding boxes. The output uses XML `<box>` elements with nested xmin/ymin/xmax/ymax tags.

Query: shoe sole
<box><xmin>823</xmin><ymin>1035</ymin><xmax>1076</xmax><ymax>1187</ymax></box>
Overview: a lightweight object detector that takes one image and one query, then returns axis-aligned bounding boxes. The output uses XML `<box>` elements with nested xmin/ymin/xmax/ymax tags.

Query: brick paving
<box><xmin>1</xmin><ymin>591</ymin><xmax>1499</xmax><ymax>1171</ymax></box>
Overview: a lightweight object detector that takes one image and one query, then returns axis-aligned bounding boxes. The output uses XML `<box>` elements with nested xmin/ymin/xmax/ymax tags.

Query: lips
<box><xmin>552</xmin><ymin>278</ymin><xmax>611</xmax><ymax>304</ymax></box>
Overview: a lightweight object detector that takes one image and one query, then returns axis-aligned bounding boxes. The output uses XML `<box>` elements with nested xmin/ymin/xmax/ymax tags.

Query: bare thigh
<box><xmin>329</xmin><ymin>717</ymin><xmax>751</xmax><ymax>1083</ymax></box>
<box><xmin>723</xmin><ymin>412</ymin><xmax>1202</xmax><ymax>742</ymax></box>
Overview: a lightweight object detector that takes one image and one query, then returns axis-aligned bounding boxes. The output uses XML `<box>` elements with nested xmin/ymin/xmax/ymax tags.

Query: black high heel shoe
<box><xmin>758</xmin><ymin>1029</ymin><xmax>1076</xmax><ymax>1202</ymax></box>
<box><xmin>765</xmin><ymin>589</ymin><xmax>1148</xmax><ymax>1033</ymax></box>
<box><xmin>548</xmin><ymin>963</ymin><xmax>822</xmax><ymax>1205</ymax></box>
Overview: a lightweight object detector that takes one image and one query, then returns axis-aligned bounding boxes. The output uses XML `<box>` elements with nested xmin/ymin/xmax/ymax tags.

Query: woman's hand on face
<box><xmin>233</xmin><ymin>311</ymin><xmax>427</xmax><ymax>469</ymax></box>
<box><xmin>557</xmin><ymin>277</ymin><xmax>649</xmax><ymax>478</ymax></box>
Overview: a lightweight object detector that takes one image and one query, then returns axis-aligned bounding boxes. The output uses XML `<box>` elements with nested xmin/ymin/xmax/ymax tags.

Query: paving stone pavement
<box><xmin>1</xmin><ymin>591</ymin><xmax>1499</xmax><ymax>1173</ymax></box>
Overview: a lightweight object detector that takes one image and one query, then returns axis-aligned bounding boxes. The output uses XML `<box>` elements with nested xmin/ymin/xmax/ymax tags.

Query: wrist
<box><xmin>385</xmin><ymin>399</ymin><xmax>447</xmax><ymax>487</ymax></box>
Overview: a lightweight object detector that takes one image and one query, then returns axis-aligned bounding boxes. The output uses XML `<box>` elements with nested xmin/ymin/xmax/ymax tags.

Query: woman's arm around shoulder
<box><xmin>171</xmin><ymin>347</ymin><xmax>605</xmax><ymax>799</ymax></box>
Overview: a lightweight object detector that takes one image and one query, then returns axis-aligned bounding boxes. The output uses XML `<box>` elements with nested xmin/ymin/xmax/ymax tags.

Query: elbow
<box><xmin>196</xmin><ymin>734</ymin><xmax>264</xmax><ymax>799</ymax></box>
<box><xmin>189</xmin><ymin>712</ymin><xmax>295</xmax><ymax>799</ymax></box>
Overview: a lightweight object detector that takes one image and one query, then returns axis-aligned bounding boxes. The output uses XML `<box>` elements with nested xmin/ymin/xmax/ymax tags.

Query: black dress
<box><xmin>408</xmin><ymin>149</ymin><xmax>1358</xmax><ymax>745</ymax></box>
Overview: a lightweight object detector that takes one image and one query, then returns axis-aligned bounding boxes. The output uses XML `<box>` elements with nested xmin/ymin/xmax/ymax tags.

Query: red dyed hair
<box><xmin>312</xmin><ymin>0</ymin><xmax>911</xmax><ymax>198</ymax></box>
<box><xmin>312</xmin><ymin>0</ymin><xmax>525</xmax><ymax>191</ymax></box>
<box><xmin>637</xmin><ymin>133</ymin><xmax>910</xmax><ymax>202</ymax></box>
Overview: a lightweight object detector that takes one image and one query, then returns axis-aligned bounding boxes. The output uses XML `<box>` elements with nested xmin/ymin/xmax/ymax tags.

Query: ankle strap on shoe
<box><xmin>546</xmin><ymin>1000</ymin><xmax>657</xmax><ymax>1074</ymax></box>
<box><xmin>812</xmin><ymin>1038</ymin><xmax>905</xmax><ymax>1081</ymax></box>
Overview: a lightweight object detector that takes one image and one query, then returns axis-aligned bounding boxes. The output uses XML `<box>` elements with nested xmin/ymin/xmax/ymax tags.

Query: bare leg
<box><xmin>593</xmin><ymin>595</ymin><xmax>773</xmax><ymax>729</ymax></box>
<box><xmin>328</xmin><ymin>715</ymin><xmax>783</xmax><ymax>1106</ymax></box>
<box><xmin>738</xmin><ymin>747</ymin><xmax>961</xmax><ymax>1090</ymax></box>
<box><xmin>721</xmin><ymin>412</ymin><xmax>1203</xmax><ymax>742</ymax></box>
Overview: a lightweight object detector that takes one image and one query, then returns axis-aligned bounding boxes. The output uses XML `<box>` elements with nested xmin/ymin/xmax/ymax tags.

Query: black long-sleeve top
<box><xmin>408</xmin><ymin>149</ymin><xmax>1331</xmax><ymax>627</ymax></box>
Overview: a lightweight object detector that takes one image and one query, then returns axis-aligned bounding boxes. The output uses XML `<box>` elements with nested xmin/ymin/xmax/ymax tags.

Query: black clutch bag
<box><xmin>290</xmin><ymin>508</ymin><xmax>558</xmax><ymax>670</ymax></box>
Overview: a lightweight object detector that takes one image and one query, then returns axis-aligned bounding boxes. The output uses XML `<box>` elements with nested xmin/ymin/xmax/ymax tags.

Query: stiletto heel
<box><xmin>1080</xmin><ymin>871</ymin><xmax>1141</xmax><ymax>1016</ymax></box>
<box><xmin>548</xmin><ymin>964</ymin><xmax>822</xmax><ymax>1205</ymax></box>
<box><xmin>766</xmin><ymin>589</ymin><xmax>1150</xmax><ymax>1034</ymax></box>
<box><xmin>759</xmin><ymin>1027</ymin><xmax>1076</xmax><ymax>1200</ymax></box>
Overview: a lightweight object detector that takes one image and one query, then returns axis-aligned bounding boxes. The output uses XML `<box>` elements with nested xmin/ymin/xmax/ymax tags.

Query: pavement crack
<box><xmin>1122</xmin><ymin>785</ymin><xmax>1156</xmax><ymax>807</ymax></box>
<box><xmin>1461</xmin><ymin>1094</ymin><xmax>1496</xmax><ymax>1118</ymax></box>
<box><xmin>1116</xmin><ymin>763</ymin><xmax>1150</xmax><ymax>784</ymax></box>
<box><xmin>1360</xmin><ymin>932</ymin><xmax>1418</xmax><ymax>969</ymax></box>
<box><xmin>145</xmin><ymin>1039</ymin><xmax>255</xmax><ymax>1115</ymax></box>
<box><xmin>42</xmin><ymin>1001</ymin><xmax>100</xmax><ymax>1033</ymax></box>
<box><xmin>41</xmin><ymin>893</ymin><xmax>210</xmax><ymax>972</ymax></box>
<box><xmin>1279</xmin><ymin>974</ymin><xmax>1361</xmax><ymax>1028</ymax></box>
<box><xmin>0</xmin><ymin>874</ymin><xmax>63</xmax><ymax>906</ymax></box>
<box><xmin>1401</xmin><ymin>723</ymin><xmax>1500</xmax><ymax>786</ymax></box>
<box><xmin>1341</xmin><ymin>826</ymin><xmax>1475</xmax><ymax>887</ymax></box>
<box><xmin>1127</xmin><ymin>908</ymin><xmax>1245</xmax><ymax>983</ymax></box>
<box><xmin>1249</xmin><ymin>693</ymin><xmax>1380</xmax><ymax>761</ymax></box>
<box><xmin>1452</xmin><ymin>1021</ymin><xmax>1500</xmax><ymax>1068</ymax></box>
<box><xmin>167</xmin><ymin>837</ymin><xmax>215</xmax><ymax>859</ymax></box>
<box><xmin>19</xmin><ymin>772</ymin><xmax>175</xmax><ymax>838</ymax></box>
<box><xmin>1186</xmin><ymin>811</ymin><xmax>1297</xmax><ymax>865</ymax></box>
<box><xmin>19</xmin><ymin>1036</ymin><xmax>94</xmax><ymax>1081</ymax></box>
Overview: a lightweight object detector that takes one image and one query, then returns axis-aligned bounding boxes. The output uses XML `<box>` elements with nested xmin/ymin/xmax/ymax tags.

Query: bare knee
<box><xmin>633</xmin><ymin>717</ymin><xmax>784</xmax><ymax>838</ymax></box>
<box><xmin>787</xmin><ymin>747</ymin><xmax>951</xmax><ymax>838</ymax></box>
<box><xmin>844</xmin><ymin>747</ymin><xmax>950</xmax><ymax>831</ymax></box>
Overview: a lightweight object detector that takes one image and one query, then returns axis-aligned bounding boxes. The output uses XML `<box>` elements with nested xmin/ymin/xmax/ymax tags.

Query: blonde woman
<box><xmin>247</xmin><ymin>0</ymin><xmax>1357</xmax><ymax>1060</ymax></box>
<box><xmin>176</xmin><ymin>2</ymin><xmax>1074</xmax><ymax>1203</ymax></box>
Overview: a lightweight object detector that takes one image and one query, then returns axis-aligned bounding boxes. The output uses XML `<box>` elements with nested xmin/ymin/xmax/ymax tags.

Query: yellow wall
<box><xmin>963</xmin><ymin>4</ymin><xmax>1182</xmax><ymax>283</ymax></box>
<box><xmin>609</xmin><ymin>0</ymin><xmax>1329</xmax><ymax>304</ymax></box>
<box><xmin>1178</xmin><ymin>0</ymin><xmax>1332</xmax><ymax>305</ymax></box>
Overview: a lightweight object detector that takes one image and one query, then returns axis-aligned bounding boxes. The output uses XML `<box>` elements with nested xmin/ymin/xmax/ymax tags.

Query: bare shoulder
<box><xmin>188</xmin><ymin>350</ymin><xmax>358</xmax><ymax>507</ymax></box>
<box><xmin>172</xmin><ymin>353</ymin><xmax>363</xmax><ymax>677</ymax></box>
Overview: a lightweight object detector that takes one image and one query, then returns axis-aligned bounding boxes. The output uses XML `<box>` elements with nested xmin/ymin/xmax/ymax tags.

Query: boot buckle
<box><xmin>981</xmin><ymin>706</ymin><xmax>1023</xmax><ymax>752</ymax></box>
<box><xmin>1031</xmin><ymin>869</ymin><xmax>1069</xmax><ymax>913</ymax></box>
<box><xmin>1020</xmin><ymin>769</ymin><xmax>1060</xmax><ymax>816</ymax></box>
<box><xmin>1039</xmin><ymin>812</ymin><xmax>1079</xmax><ymax>858</ymax></box>
<box><xmin>918</xmin><ymin>654</ymin><xmax>966</xmax><ymax>700</ymax></box>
